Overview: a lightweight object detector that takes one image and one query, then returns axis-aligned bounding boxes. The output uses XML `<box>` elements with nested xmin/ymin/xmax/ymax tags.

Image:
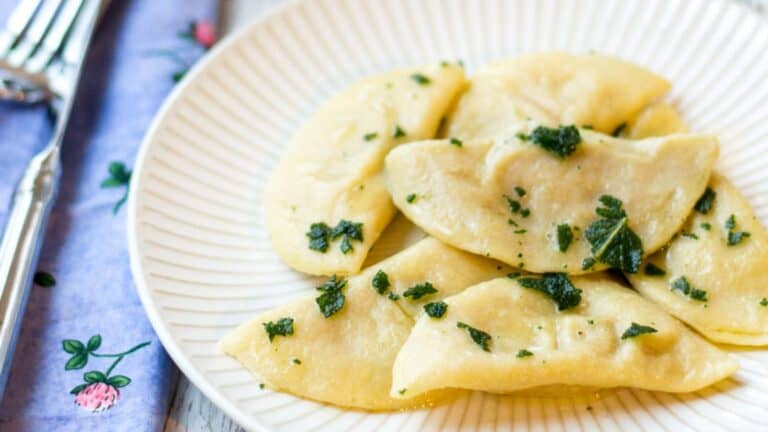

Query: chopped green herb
<box><xmin>393</xmin><ymin>125</ymin><xmax>406</xmax><ymax>138</ymax></box>
<box><xmin>450</xmin><ymin>137</ymin><xmax>463</xmax><ymax>147</ymax></box>
<box><xmin>621</xmin><ymin>322</ymin><xmax>658</xmax><ymax>340</ymax></box>
<box><xmin>644</xmin><ymin>263</ymin><xmax>666</xmax><ymax>276</ymax></box>
<box><xmin>701</xmin><ymin>222</ymin><xmax>712</xmax><ymax>231</ymax></box>
<box><xmin>507</xmin><ymin>272</ymin><xmax>521</xmax><ymax>279</ymax></box>
<box><xmin>308</xmin><ymin>220</ymin><xmax>364</xmax><ymax>253</ymax></box>
<box><xmin>725</xmin><ymin>214</ymin><xmax>751</xmax><ymax>246</ymax></box>
<box><xmin>587</xmin><ymin>319</ymin><xmax>595</xmax><ymax>325</ymax></box>
<box><xmin>584</xmin><ymin>195</ymin><xmax>643</xmax><ymax>273</ymax></box>
<box><xmin>514</xmin><ymin>186</ymin><xmax>526</xmax><ymax>197</ymax></box>
<box><xmin>694</xmin><ymin>188</ymin><xmax>716</xmax><ymax>214</ymax></box>
<box><xmin>505</xmin><ymin>195</ymin><xmax>522</xmax><ymax>213</ymax></box>
<box><xmin>315</xmin><ymin>275</ymin><xmax>347</xmax><ymax>317</ymax></box>
<box><xmin>259</xmin><ymin>383</ymin><xmax>265</xmax><ymax>390</ymax></box>
<box><xmin>515</xmin><ymin>132</ymin><xmax>529</xmax><ymax>141</ymax></box>
<box><xmin>33</xmin><ymin>271</ymin><xmax>56</xmax><ymax>287</ymax></box>
<box><xmin>508</xmin><ymin>219</ymin><xmax>519</xmax><ymax>227</ymax></box>
<box><xmin>557</xmin><ymin>224</ymin><xmax>573</xmax><ymax>252</ymax></box>
<box><xmin>517</xmin><ymin>273</ymin><xmax>582</xmax><ymax>310</ymax></box>
<box><xmin>670</xmin><ymin>276</ymin><xmax>708</xmax><ymax>302</ymax></box>
<box><xmin>516</xmin><ymin>349</ymin><xmax>534</xmax><ymax>358</ymax></box>
<box><xmin>388</xmin><ymin>292</ymin><xmax>400</xmax><ymax>301</ymax></box>
<box><xmin>681</xmin><ymin>232</ymin><xmax>699</xmax><ymax>240</ymax></box>
<box><xmin>457</xmin><ymin>322</ymin><xmax>492</xmax><ymax>352</ymax></box>
<box><xmin>424</xmin><ymin>301</ymin><xmax>448</xmax><ymax>318</ymax></box>
<box><xmin>611</xmin><ymin>122</ymin><xmax>627</xmax><ymax>137</ymax></box>
<box><xmin>398</xmin><ymin>388</ymin><xmax>407</xmax><ymax>395</ymax></box>
<box><xmin>521</xmin><ymin>208</ymin><xmax>531</xmax><ymax>218</ymax></box>
<box><xmin>363</xmin><ymin>132</ymin><xmax>378</xmax><ymax>141</ymax></box>
<box><xmin>306</xmin><ymin>222</ymin><xmax>331</xmax><ymax>252</ymax></box>
<box><xmin>760</xmin><ymin>298</ymin><xmax>768</xmax><ymax>307</ymax></box>
<box><xmin>410</xmin><ymin>73</ymin><xmax>431</xmax><ymax>85</ymax></box>
<box><xmin>406</xmin><ymin>193</ymin><xmax>417</xmax><ymax>203</ymax></box>
<box><xmin>262</xmin><ymin>317</ymin><xmax>294</xmax><ymax>342</ymax></box>
<box><xmin>372</xmin><ymin>270</ymin><xmax>390</xmax><ymax>295</ymax></box>
<box><xmin>524</xmin><ymin>125</ymin><xmax>581</xmax><ymax>158</ymax></box>
<box><xmin>581</xmin><ymin>257</ymin><xmax>596</xmax><ymax>270</ymax></box>
<box><xmin>330</xmin><ymin>220</ymin><xmax>364</xmax><ymax>254</ymax></box>
<box><xmin>514</xmin><ymin>229</ymin><xmax>527</xmax><ymax>234</ymax></box>
<box><xmin>582</xmin><ymin>125</ymin><xmax>594</xmax><ymax>130</ymax></box>
<box><xmin>403</xmin><ymin>282</ymin><xmax>438</xmax><ymax>300</ymax></box>
<box><xmin>292</xmin><ymin>358</ymin><xmax>302</xmax><ymax>365</ymax></box>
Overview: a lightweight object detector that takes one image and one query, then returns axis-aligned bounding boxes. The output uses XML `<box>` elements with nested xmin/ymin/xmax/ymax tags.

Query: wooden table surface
<box><xmin>160</xmin><ymin>0</ymin><xmax>768</xmax><ymax>431</ymax></box>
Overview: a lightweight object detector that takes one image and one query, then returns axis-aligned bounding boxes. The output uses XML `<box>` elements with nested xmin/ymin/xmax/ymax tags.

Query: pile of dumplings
<box><xmin>220</xmin><ymin>52</ymin><xmax>768</xmax><ymax>411</ymax></box>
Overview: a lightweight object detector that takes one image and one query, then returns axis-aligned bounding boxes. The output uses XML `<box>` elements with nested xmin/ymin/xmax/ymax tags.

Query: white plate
<box><xmin>128</xmin><ymin>0</ymin><xmax>768</xmax><ymax>430</ymax></box>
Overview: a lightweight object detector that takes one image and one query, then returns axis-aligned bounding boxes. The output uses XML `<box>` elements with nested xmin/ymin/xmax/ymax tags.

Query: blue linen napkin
<box><xmin>0</xmin><ymin>0</ymin><xmax>217</xmax><ymax>430</ymax></box>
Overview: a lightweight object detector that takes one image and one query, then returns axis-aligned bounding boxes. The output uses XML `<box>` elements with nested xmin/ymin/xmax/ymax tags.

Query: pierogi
<box><xmin>391</xmin><ymin>276</ymin><xmax>737</xmax><ymax>398</ymax></box>
<box><xmin>265</xmin><ymin>64</ymin><xmax>465</xmax><ymax>276</ymax></box>
<box><xmin>220</xmin><ymin>238</ymin><xmax>509</xmax><ymax>410</ymax></box>
<box><xmin>627</xmin><ymin>174</ymin><xmax>768</xmax><ymax>345</ymax></box>
<box><xmin>446</xmin><ymin>52</ymin><xmax>670</xmax><ymax>139</ymax></box>
<box><xmin>385</xmin><ymin>127</ymin><xmax>718</xmax><ymax>273</ymax></box>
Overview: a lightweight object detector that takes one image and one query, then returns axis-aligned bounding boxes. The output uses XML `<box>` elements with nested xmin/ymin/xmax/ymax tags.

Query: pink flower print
<box><xmin>64</xmin><ymin>336</ymin><xmax>149</xmax><ymax>414</ymax></box>
<box><xmin>193</xmin><ymin>20</ymin><xmax>216</xmax><ymax>49</ymax></box>
<box><xmin>74</xmin><ymin>382</ymin><xmax>120</xmax><ymax>412</ymax></box>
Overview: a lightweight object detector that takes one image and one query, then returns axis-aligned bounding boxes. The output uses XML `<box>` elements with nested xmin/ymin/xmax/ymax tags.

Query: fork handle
<box><xmin>0</xmin><ymin>144</ymin><xmax>60</xmax><ymax>396</ymax></box>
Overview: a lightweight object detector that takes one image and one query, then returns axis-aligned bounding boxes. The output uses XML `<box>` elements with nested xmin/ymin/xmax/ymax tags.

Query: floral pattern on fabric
<box><xmin>64</xmin><ymin>335</ymin><xmax>150</xmax><ymax>413</ymax></box>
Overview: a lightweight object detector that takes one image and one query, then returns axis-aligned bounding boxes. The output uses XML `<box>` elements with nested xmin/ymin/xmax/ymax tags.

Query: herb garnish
<box><xmin>307</xmin><ymin>220</ymin><xmax>364</xmax><ymax>253</ymax></box>
<box><xmin>584</xmin><ymin>195</ymin><xmax>643</xmax><ymax>273</ymax></box>
<box><xmin>516</xmin><ymin>349</ymin><xmax>534</xmax><ymax>358</ymax></box>
<box><xmin>263</xmin><ymin>317</ymin><xmax>294</xmax><ymax>342</ymax></box>
<box><xmin>398</xmin><ymin>388</ymin><xmax>407</xmax><ymax>395</ymax></box>
<box><xmin>611</xmin><ymin>122</ymin><xmax>627</xmax><ymax>137</ymax></box>
<box><xmin>315</xmin><ymin>275</ymin><xmax>347</xmax><ymax>317</ymax></box>
<box><xmin>457</xmin><ymin>322</ymin><xmax>492</xmax><ymax>352</ymax></box>
<box><xmin>388</xmin><ymin>292</ymin><xmax>400</xmax><ymax>301</ymax></box>
<box><xmin>517</xmin><ymin>273</ymin><xmax>582</xmax><ymax>310</ymax></box>
<box><xmin>307</xmin><ymin>222</ymin><xmax>331</xmax><ymax>252</ymax></box>
<box><xmin>694</xmin><ymin>187</ymin><xmax>716</xmax><ymax>214</ymax></box>
<box><xmin>424</xmin><ymin>301</ymin><xmax>448</xmax><ymax>318</ymax></box>
<box><xmin>557</xmin><ymin>224</ymin><xmax>573</xmax><ymax>252</ymax></box>
<box><xmin>406</xmin><ymin>193</ymin><xmax>417</xmax><ymax>203</ymax></box>
<box><xmin>505</xmin><ymin>195</ymin><xmax>521</xmax><ymax>212</ymax></box>
<box><xmin>514</xmin><ymin>186</ymin><xmax>526</xmax><ymax>197</ymax></box>
<box><xmin>410</xmin><ymin>73</ymin><xmax>431</xmax><ymax>85</ymax></box>
<box><xmin>507</xmin><ymin>272</ymin><xmax>521</xmax><ymax>279</ymax></box>
<box><xmin>363</xmin><ymin>132</ymin><xmax>378</xmax><ymax>141</ymax></box>
<box><xmin>372</xmin><ymin>270</ymin><xmax>390</xmax><ymax>295</ymax></box>
<box><xmin>520</xmin><ymin>208</ymin><xmax>531</xmax><ymax>218</ymax></box>
<box><xmin>403</xmin><ymin>282</ymin><xmax>438</xmax><ymax>300</ymax></box>
<box><xmin>644</xmin><ymin>263</ymin><xmax>666</xmax><ymax>276</ymax></box>
<box><xmin>760</xmin><ymin>298</ymin><xmax>768</xmax><ymax>307</ymax></box>
<box><xmin>519</xmin><ymin>125</ymin><xmax>581</xmax><ymax>158</ymax></box>
<box><xmin>393</xmin><ymin>125</ymin><xmax>406</xmax><ymax>138</ymax></box>
<box><xmin>701</xmin><ymin>222</ymin><xmax>712</xmax><ymax>231</ymax></box>
<box><xmin>330</xmin><ymin>220</ymin><xmax>364</xmax><ymax>254</ymax></box>
<box><xmin>681</xmin><ymin>232</ymin><xmax>699</xmax><ymax>240</ymax></box>
<box><xmin>670</xmin><ymin>276</ymin><xmax>708</xmax><ymax>302</ymax></box>
<box><xmin>292</xmin><ymin>358</ymin><xmax>302</xmax><ymax>365</ymax></box>
<box><xmin>621</xmin><ymin>322</ymin><xmax>658</xmax><ymax>339</ymax></box>
<box><xmin>725</xmin><ymin>214</ymin><xmax>751</xmax><ymax>246</ymax></box>
<box><xmin>514</xmin><ymin>229</ymin><xmax>527</xmax><ymax>234</ymax></box>
<box><xmin>450</xmin><ymin>137</ymin><xmax>463</xmax><ymax>147</ymax></box>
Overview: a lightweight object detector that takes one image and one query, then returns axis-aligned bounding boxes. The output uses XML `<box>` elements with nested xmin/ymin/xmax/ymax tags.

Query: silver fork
<box><xmin>0</xmin><ymin>0</ymin><xmax>106</xmax><ymax>398</ymax></box>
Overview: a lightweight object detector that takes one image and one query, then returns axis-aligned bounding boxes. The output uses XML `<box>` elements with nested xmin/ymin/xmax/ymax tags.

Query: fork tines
<box><xmin>0</xmin><ymin>0</ymin><xmax>101</xmax><ymax>102</ymax></box>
